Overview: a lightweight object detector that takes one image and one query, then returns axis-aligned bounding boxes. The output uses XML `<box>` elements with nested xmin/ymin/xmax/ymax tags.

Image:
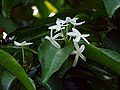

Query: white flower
<box><xmin>3</xmin><ymin>32</ymin><xmax>7</xmax><ymax>39</ymax></box>
<box><xmin>14</xmin><ymin>41</ymin><xmax>33</xmax><ymax>46</ymax></box>
<box><xmin>67</xmin><ymin>28</ymin><xmax>90</xmax><ymax>44</ymax></box>
<box><xmin>48</xmin><ymin>18</ymin><xmax>67</xmax><ymax>31</ymax></box>
<box><xmin>71</xmin><ymin>40</ymin><xmax>86</xmax><ymax>67</ymax></box>
<box><xmin>66</xmin><ymin>17</ymin><xmax>85</xmax><ymax>26</ymax></box>
<box><xmin>9</xmin><ymin>36</ymin><xmax>15</xmax><ymax>40</ymax></box>
<box><xmin>45</xmin><ymin>30</ymin><xmax>62</xmax><ymax>48</ymax></box>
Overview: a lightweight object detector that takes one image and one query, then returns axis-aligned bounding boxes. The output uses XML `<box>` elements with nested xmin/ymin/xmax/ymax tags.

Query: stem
<box><xmin>22</xmin><ymin>46</ymin><xmax>25</xmax><ymax>63</ymax></box>
<box><xmin>64</xmin><ymin>25</ymin><xmax>69</xmax><ymax>44</ymax></box>
<box><xmin>45</xmin><ymin>83</ymin><xmax>52</xmax><ymax>90</ymax></box>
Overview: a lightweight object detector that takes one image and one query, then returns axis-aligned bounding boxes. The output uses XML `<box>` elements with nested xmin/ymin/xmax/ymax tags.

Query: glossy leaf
<box><xmin>0</xmin><ymin>49</ymin><xmax>35</xmax><ymax>90</ymax></box>
<box><xmin>2</xmin><ymin>0</ymin><xmax>21</xmax><ymax>19</ymax></box>
<box><xmin>38</xmin><ymin>40</ymin><xmax>73</xmax><ymax>83</ymax></box>
<box><xmin>15</xmin><ymin>26</ymin><xmax>49</xmax><ymax>41</ymax></box>
<box><xmin>0</xmin><ymin>69</ymin><xmax>15</xmax><ymax>90</ymax></box>
<box><xmin>0</xmin><ymin>14</ymin><xmax>18</xmax><ymax>33</ymax></box>
<box><xmin>44</xmin><ymin>74</ymin><xmax>68</xmax><ymax>90</ymax></box>
<box><xmin>103</xmin><ymin>0</ymin><xmax>120</xmax><ymax>18</ymax></box>
<box><xmin>34</xmin><ymin>0</ymin><xmax>50</xmax><ymax>17</ymax></box>
<box><xmin>84</xmin><ymin>44</ymin><xmax>120</xmax><ymax>75</ymax></box>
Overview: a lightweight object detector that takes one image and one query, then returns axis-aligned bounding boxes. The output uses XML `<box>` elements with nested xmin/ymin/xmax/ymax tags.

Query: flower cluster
<box><xmin>45</xmin><ymin>17</ymin><xmax>90</xmax><ymax>67</ymax></box>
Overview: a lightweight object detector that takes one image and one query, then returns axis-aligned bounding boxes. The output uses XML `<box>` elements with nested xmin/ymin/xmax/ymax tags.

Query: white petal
<box><xmin>72</xmin><ymin>54</ymin><xmax>79</xmax><ymax>67</ymax></box>
<box><xmin>73</xmin><ymin>21</ymin><xmax>85</xmax><ymax>26</ymax></box>
<box><xmin>71</xmin><ymin>50</ymin><xmax>77</xmax><ymax>55</ymax></box>
<box><xmin>50</xmin><ymin>29</ymin><xmax>53</xmax><ymax>37</ymax></box>
<box><xmin>21</xmin><ymin>41</ymin><xmax>27</xmax><ymax>44</ymax></box>
<box><xmin>75</xmin><ymin>36</ymin><xmax>81</xmax><ymax>42</ymax></box>
<box><xmin>67</xmin><ymin>32</ymin><xmax>79</xmax><ymax>37</ymax></box>
<box><xmin>72</xmin><ymin>28</ymin><xmax>81</xmax><ymax>35</ymax></box>
<box><xmin>21</xmin><ymin>41</ymin><xmax>33</xmax><ymax>46</ymax></box>
<box><xmin>14</xmin><ymin>41</ymin><xmax>22</xmax><ymax>46</ymax></box>
<box><xmin>82</xmin><ymin>36</ymin><xmax>90</xmax><ymax>44</ymax></box>
<box><xmin>73</xmin><ymin>39</ymin><xmax>79</xmax><ymax>50</ymax></box>
<box><xmin>60</xmin><ymin>26</ymin><xmax>65</xmax><ymax>30</ymax></box>
<box><xmin>65</xmin><ymin>17</ymin><xmax>71</xmax><ymax>23</ymax></box>
<box><xmin>23</xmin><ymin>42</ymin><xmax>33</xmax><ymax>46</ymax></box>
<box><xmin>71</xmin><ymin>18</ymin><xmax>78</xmax><ymax>24</ymax></box>
<box><xmin>9</xmin><ymin>36</ymin><xmax>15</xmax><ymax>40</ymax></box>
<box><xmin>3</xmin><ymin>32</ymin><xmax>7</xmax><ymax>39</ymax></box>
<box><xmin>79</xmin><ymin>54</ymin><xmax>86</xmax><ymax>61</ymax></box>
<box><xmin>79</xmin><ymin>45</ymin><xmax>85</xmax><ymax>53</ymax></box>
<box><xmin>45</xmin><ymin>36</ymin><xmax>50</xmax><ymax>40</ymax></box>
<box><xmin>82</xmin><ymin>34</ymin><xmax>90</xmax><ymax>37</ymax></box>
<box><xmin>53</xmin><ymin>33</ymin><xmax>62</xmax><ymax>39</ymax></box>
<box><xmin>48</xmin><ymin>25</ymin><xmax>58</xmax><ymax>30</ymax></box>
<box><xmin>56</xmin><ymin>18</ymin><xmax>66</xmax><ymax>25</ymax></box>
<box><xmin>72</xmin><ymin>17</ymin><xmax>78</xmax><ymax>21</ymax></box>
<box><xmin>50</xmin><ymin>39</ymin><xmax>61</xmax><ymax>48</ymax></box>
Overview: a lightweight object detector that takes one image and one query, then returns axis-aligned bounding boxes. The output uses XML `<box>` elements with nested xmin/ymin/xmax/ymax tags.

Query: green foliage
<box><xmin>0</xmin><ymin>49</ymin><xmax>35</xmax><ymax>90</ymax></box>
<box><xmin>84</xmin><ymin>44</ymin><xmax>120</xmax><ymax>75</ymax></box>
<box><xmin>103</xmin><ymin>0</ymin><xmax>120</xmax><ymax>18</ymax></box>
<box><xmin>38</xmin><ymin>40</ymin><xmax>73</xmax><ymax>83</ymax></box>
<box><xmin>0</xmin><ymin>0</ymin><xmax>120</xmax><ymax>90</ymax></box>
<box><xmin>0</xmin><ymin>69</ymin><xmax>15</xmax><ymax>90</ymax></box>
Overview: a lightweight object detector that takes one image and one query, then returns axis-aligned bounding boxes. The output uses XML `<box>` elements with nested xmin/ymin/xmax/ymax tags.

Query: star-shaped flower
<box><xmin>65</xmin><ymin>17</ymin><xmax>85</xmax><ymax>26</ymax></box>
<box><xmin>67</xmin><ymin>28</ymin><xmax>90</xmax><ymax>44</ymax></box>
<box><xmin>71</xmin><ymin>40</ymin><xmax>86</xmax><ymax>67</ymax></box>
<box><xmin>14</xmin><ymin>41</ymin><xmax>33</xmax><ymax>46</ymax></box>
<box><xmin>45</xmin><ymin>30</ymin><xmax>62</xmax><ymax>48</ymax></box>
<box><xmin>48</xmin><ymin>18</ymin><xmax>67</xmax><ymax>31</ymax></box>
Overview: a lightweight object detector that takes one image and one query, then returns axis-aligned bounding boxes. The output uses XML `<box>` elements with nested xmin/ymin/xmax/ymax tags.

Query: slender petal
<box><xmin>14</xmin><ymin>41</ymin><xmax>33</xmax><ymax>46</ymax></box>
<box><xmin>82</xmin><ymin>36</ymin><xmax>90</xmax><ymax>44</ymax></box>
<box><xmin>73</xmin><ymin>54</ymin><xmax>79</xmax><ymax>67</ymax></box>
<box><xmin>21</xmin><ymin>41</ymin><xmax>33</xmax><ymax>46</ymax></box>
<box><xmin>45</xmin><ymin>36</ymin><xmax>50</xmax><ymax>40</ymax></box>
<box><xmin>72</xmin><ymin>28</ymin><xmax>81</xmax><ymax>34</ymax></box>
<box><xmin>73</xmin><ymin>39</ymin><xmax>79</xmax><ymax>50</ymax></box>
<box><xmin>75</xmin><ymin>36</ymin><xmax>81</xmax><ymax>42</ymax></box>
<box><xmin>65</xmin><ymin>17</ymin><xmax>85</xmax><ymax>26</ymax></box>
<box><xmin>71</xmin><ymin>50</ymin><xmax>77</xmax><ymax>55</ymax></box>
<box><xmin>79</xmin><ymin>45</ymin><xmax>85</xmax><ymax>53</ymax></box>
<box><xmin>53</xmin><ymin>33</ymin><xmax>62</xmax><ymax>39</ymax></box>
<box><xmin>14</xmin><ymin>41</ymin><xmax>22</xmax><ymax>46</ymax></box>
<box><xmin>45</xmin><ymin>31</ymin><xmax>61</xmax><ymax>48</ymax></box>
<box><xmin>82</xmin><ymin>34</ymin><xmax>90</xmax><ymax>37</ymax></box>
<box><xmin>9</xmin><ymin>36</ymin><xmax>15</xmax><ymax>40</ymax></box>
<box><xmin>65</xmin><ymin>17</ymin><xmax>71</xmax><ymax>23</ymax></box>
<box><xmin>50</xmin><ymin>38</ymin><xmax>61</xmax><ymax>48</ymax></box>
<box><xmin>71</xmin><ymin>40</ymin><xmax>86</xmax><ymax>67</ymax></box>
<box><xmin>67</xmin><ymin>28</ymin><xmax>90</xmax><ymax>43</ymax></box>
<box><xmin>56</xmin><ymin>18</ymin><xmax>66</xmax><ymax>25</ymax></box>
<box><xmin>67</xmin><ymin>32</ymin><xmax>79</xmax><ymax>36</ymax></box>
<box><xmin>72</xmin><ymin>21</ymin><xmax>85</xmax><ymax>26</ymax></box>
<box><xmin>79</xmin><ymin>54</ymin><xmax>86</xmax><ymax>61</ymax></box>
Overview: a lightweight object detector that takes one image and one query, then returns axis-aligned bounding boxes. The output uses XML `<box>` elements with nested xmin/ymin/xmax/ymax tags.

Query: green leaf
<box><xmin>103</xmin><ymin>0</ymin><xmax>120</xmax><ymax>18</ymax></box>
<box><xmin>34</xmin><ymin>0</ymin><xmax>50</xmax><ymax>17</ymax></box>
<box><xmin>0</xmin><ymin>49</ymin><xmax>35</xmax><ymax>90</ymax></box>
<box><xmin>14</xmin><ymin>26</ymin><xmax>49</xmax><ymax>41</ymax></box>
<box><xmin>0</xmin><ymin>14</ymin><xmax>18</xmax><ymax>33</ymax></box>
<box><xmin>84</xmin><ymin>44</ymin><xmax>120</xmax><ymax>75</ymax></box>
<box><xmin>0</xmin><ymin>69</ymin><xmax>16</xmax><ymax>90</ymax></box>
<box><xmin>38</xmin><ymin>40</ymin><xmax>73</xmax><ymax>83</ymax></box>
<box><xmin>44</xmin><ymin>74</ymin><xmax>67</xmax><ymax>90</ymax></box>
<box><xmin>2</xmin><ymin>0</ymin><xmax>21</xmax><ymax>19</ymax></box>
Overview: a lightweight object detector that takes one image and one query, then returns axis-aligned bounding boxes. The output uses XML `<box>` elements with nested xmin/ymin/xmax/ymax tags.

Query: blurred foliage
<box><xmin>0</xmin><ymin>0</ymin><xmax>120</xmax><ymax>90</ymax></box>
